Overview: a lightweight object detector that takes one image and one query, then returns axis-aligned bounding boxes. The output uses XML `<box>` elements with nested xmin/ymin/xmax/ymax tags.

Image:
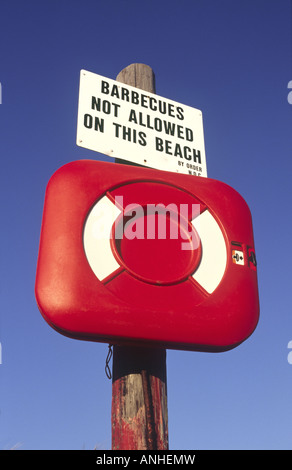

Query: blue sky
<box><xmin>0</xmin><ymin>0</ymin><xmax>292</xmax><ymax>450</ymax></box>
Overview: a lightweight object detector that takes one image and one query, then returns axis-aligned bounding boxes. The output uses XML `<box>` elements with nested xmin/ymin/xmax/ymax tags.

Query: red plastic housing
<box><xmin>35</xmin><ymin>160</ymin><xmax>259</xmax><ymax>351</ymax></box>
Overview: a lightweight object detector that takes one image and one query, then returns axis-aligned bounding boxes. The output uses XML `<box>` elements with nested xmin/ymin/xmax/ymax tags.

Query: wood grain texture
<box><xmin>111</xmin><ymin>346</ymin><xmax>168</xmax><ymax>450</ymax></box>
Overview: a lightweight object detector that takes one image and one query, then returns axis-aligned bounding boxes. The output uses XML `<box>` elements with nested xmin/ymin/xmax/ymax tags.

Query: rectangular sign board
<box><xmin>76</xmin><ymin>70</ymin><xmax>207</xmax><ymax>177</ymax></box>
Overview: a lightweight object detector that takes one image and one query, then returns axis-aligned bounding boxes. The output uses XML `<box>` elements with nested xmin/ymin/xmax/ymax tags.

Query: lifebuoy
<box><xmin>83</xmin><ymin>181</ymin><xmax>227</xmax><ymax>298</ymax></box>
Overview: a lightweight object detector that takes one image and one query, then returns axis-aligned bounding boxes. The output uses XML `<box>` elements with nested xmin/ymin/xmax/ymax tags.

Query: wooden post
<box><xmin>111</xmin><ymin>64</ymin><xmax>169</xmax><ymax>451</ymax></box>
<box><xmin>112</xmin><ymin>346</ymin><xmax>168</xmax><ymax>450</ymax></box>
<box><xmin>114</xmin><ymin>63</ymin><xmax>155</xmax><ymax>167</ymax></box>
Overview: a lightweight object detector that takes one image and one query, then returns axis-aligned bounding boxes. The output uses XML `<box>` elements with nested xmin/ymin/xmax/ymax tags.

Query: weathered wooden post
<box><xmin>111</xmin><ymin>63</ymin><xmax>169</xmax><ymax>451</ymax></box>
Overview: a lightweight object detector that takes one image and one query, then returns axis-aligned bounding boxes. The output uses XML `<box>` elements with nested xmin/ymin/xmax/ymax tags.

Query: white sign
<box><xmin>76</xmin><ymin>70</ymin><xmax>207</xmax><ymax>177</ymax></box>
